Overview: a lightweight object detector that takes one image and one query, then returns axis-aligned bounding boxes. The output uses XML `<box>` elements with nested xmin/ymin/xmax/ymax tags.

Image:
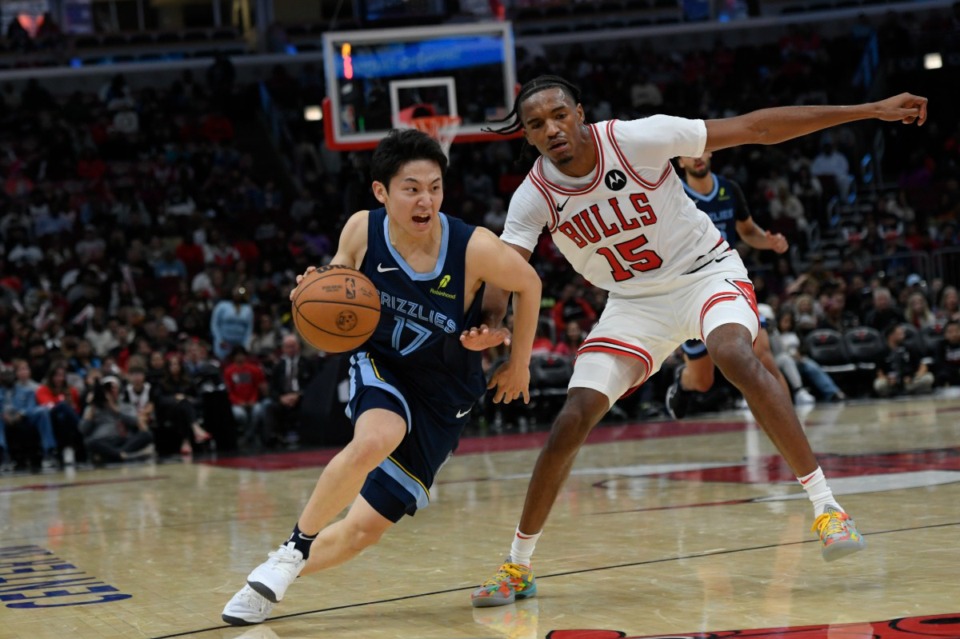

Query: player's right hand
<box><xmin>874</xmin><ymin>93</ymin><xmax>927</xmax><ymax>126</ymax></box>
<box><xmin>460</xmin><ymin>324</ymin><xmax>512</xmax><ymax>351</ymax></box>
<box><xmin>290</xmin><ymin>266</ymin><xmax>318</xmax><ymax>300</ymax></box>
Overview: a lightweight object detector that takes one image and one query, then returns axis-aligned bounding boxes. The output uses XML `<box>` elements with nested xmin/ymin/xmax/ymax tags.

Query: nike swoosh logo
<box><xmin>715</xmin><ymin>254</ymin><xmax>732</xmax><ymax>263</ymax></box>
<box><xmin>377</xmin><ymin>263</ymin><xmax>400</xmax><ymax>273</ymax></box>
<box><xmin>555</xmin><ymin>197</ymin><xmax>571</xmax><ymax>212</ymax></box>
<box><xmin>456</xmin><ymin>408</ymin><xmax>471</xmax><ymax>418</ymax></box>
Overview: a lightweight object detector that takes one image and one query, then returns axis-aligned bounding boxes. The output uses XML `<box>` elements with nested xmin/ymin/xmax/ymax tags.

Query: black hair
<box><xmin>485</xmin><ymin>75</ymin><xmax>582</xmax><ymax>136</ymax></box>
<box><xmin>370</xmin><ymin>128</ymin><xmax>448</xmax><ymax>188</ymax></box>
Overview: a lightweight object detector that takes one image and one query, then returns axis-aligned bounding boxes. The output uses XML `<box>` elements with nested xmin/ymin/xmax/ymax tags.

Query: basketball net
<box><xmin>406</xmin><ymin>114</ymin><xmax>462</xmax><ymax>159</ymax></box>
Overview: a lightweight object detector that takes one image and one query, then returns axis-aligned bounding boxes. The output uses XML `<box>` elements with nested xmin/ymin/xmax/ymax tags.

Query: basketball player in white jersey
<box><xmin>464</xmin><ymin>74</ymin><xmax>927</xmax><ymax>607</ymax></box>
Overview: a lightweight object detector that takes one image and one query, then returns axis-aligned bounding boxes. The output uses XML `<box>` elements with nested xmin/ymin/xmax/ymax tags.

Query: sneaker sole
<box><xmin>248</xmin><ymin>581</ymin><xmax>280</xmax><ymax>604</ymax></box>
<box><xmin>221</xmin><ymin>613</ymin><xmax>261</xmax><ymax>626</ymax></box>
<box><xmin>471</xmin><ymin>585</ymin><xmax>537</xmax><ymax>608</ymax></box>
<box><xmin>823</xmin><ymin>538</ymin><xmax>866</xmax><ymax>562</ymax></box>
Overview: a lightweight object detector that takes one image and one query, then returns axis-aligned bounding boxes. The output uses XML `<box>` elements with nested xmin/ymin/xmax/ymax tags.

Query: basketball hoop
<box><xmin>406</xmin><ymin>114</ymin><xmax>462</xmax><ymax>159</ymax></box>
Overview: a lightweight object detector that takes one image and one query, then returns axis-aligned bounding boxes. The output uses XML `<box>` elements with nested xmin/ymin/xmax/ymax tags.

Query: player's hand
<box><xmin>289</xmin><ymin>266</ymin><xmax>318</xmax><ymax>300</ymax></box>
<box><xmin>874</xmin><ymin>93</ymin><xmax>927</xmax><ymax>126</ymax></box>
<box><xmin>460</xmin><ymin>324</ymin><xmax>512</xmax><ymax>351</ymax></box>
<box><xmin>767</xmin><ymin>231</ymin><xmax>789</xmax><ymax>254</ymax></box>
<box><xmin>487</xmin><ymin>359</ymin><xmax>530</xmax><ymax>404</ymax></box>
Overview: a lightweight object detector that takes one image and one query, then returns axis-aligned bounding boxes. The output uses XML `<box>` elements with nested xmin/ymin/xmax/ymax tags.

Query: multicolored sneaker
<box><xmin>471</xmin><ymin>561</ymin><xmax>537</xmax><ymax>608</ymax></box>
<box><xmin>812</xmin><ymin>506</ymin><xmax>866</xmax><ymax>562</ymax></box>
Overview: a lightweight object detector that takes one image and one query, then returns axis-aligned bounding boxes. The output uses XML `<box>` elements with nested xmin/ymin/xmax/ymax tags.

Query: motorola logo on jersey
<box><xmin>604</xmin><ymin>169</ymin><xmax>627</xmax><ymax>191</ymax></box>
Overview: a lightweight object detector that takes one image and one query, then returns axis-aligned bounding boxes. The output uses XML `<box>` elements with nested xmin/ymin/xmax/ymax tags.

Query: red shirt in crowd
<box><xmin>224</xmin><ymin>361</ymin><xmax>266</xmax><ymax>406</ymax></box>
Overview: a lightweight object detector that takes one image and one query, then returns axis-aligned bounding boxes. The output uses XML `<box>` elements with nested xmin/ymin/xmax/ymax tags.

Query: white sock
<box><xmin>798</xmin><ymin>466</ymin><xmax>841</xmax><ymax>517</ymax></box>
<box><xmin>509</xmin><ymin>527</ymin><xmax>542</xmax><ymax>567</ymax></box>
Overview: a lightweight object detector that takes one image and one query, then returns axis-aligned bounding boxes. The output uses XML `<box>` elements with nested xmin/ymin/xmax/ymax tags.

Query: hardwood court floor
<box><xmin>2</xmin><ymin>395</ymin><xmax>960</xmax><ymax>639</ymax></box>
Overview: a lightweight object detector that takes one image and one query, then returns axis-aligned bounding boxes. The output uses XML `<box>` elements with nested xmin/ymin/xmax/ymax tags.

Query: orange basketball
<box><xmin>291</xmin><ymin>266</ymin><xmax>381</xmax><ymax>353</ymax></box>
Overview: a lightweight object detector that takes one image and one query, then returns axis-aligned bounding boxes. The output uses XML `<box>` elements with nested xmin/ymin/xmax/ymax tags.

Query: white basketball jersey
<box><xmin>502</xmin><ymin>115</ymin><xmax>726</xmax><ymax>296</ymax></box>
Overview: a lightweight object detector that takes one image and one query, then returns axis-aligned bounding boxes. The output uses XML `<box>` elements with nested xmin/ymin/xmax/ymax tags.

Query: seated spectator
<box><xmin>84</xmin><ymin>308</ymin><xmax>119</xmax><ymax>359</ymax></box>
<box><xmin>223</xmin><ymin>346</ymin><xmax>269</xmax><ymax>449</ymax></box>
<box><xmin>250</xmin><ymin>313</ymin><xmax>284</xmax><ymax>363</ymax></box>
<box><xmin>776</xmin><ymin>310</ymin><xmax>846</xmax><ymax>402</ymax></box>
<box><xmin>905</xmin><ymin>290</ymin><xmax>936</xmax><ymax>329</ymax></box>
<box><xmin>0</xmin><ymin>360</ymin><xmax>58</xmax><ymax>469</ymax></box>
<box><xmin>818</xmin><ymin>289</ymin><xmax>859</xmax><ymax>333</ymax></box>
<box><xmin>934</xmin><ymin>320</ymin><xmax>960</xmax><ymax>387</ymax></box>
<box><xmin>69</xmin><ymin>338</ymin><xmax>102</xmax><ymax>380</ymax></box>
<box><xmin>768</xmin><ymin>184</ymin><xmax>809</xmax><ymax>235</ymax></box>
<box><xmin>553</xmin><ymin>320</ymin><xmax>586</xmax><ymax>359</ymax></box>
<box><xmin>146</xmin><ymin>350</ymin><xmax>167</xmax><ymax>385</ymax></box>
<box><xmin>266</xmin><ymin>334</ymin><xmax>317</xmax><ymax>448</ymax></box>
<box><xmin>863</xmin><ymin>286</ymin><xmax>904</xmax><ymax>333</ymax></box>
<box><xmin>810</xmin><ymin>138</ymin><xmax>853</xmax><ymax>200</ymax></box>
<box><xmin>936</xmin><ymin>286</ymin><xmax>960</xmax><ymax>323</ymax></box>
<box><xmin>36</xmin><ymin>361</ymin><xmax>82</xmax><ymax>464</ymax></box>
<box><xmin>80</xmin><ymin>375</ymin><xmax>154</xmax><ymax>465</ymax></box>
<box><xmin>155</xmin><ymin>353</ymin><xmax>211</xmax><ymax>457</ymax></box>
<box><xmin>792</xmin><ymin>293</ymin><xmax>820</xmax><ymax>335</ymax></box>
<box><xmin>551</xmin><ymin>282</ymin><xmax>597</xmax><ymax>335</ymax></box>
<box><xmin>874</xmin><ymin>324</ymin><xmax>934</xmax><ymax>397</ymax></box>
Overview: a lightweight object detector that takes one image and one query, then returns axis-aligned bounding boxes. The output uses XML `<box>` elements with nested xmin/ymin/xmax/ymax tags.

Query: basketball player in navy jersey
<box><xmin>665</xmin><ymin>150</ymin><xmax>801</xmax><ymax>420</ymax></box>
<box><xmin>463</xmin><ymin>75</ymin><xmax>926</xmax><ymax>607</ymax></box>
<box><xmin>222</xmin><ymin>129</ymin><xmax>543</xmax><ymax>626</ymax></box>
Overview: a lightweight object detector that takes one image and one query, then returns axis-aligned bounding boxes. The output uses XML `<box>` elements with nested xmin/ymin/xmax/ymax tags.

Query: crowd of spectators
<box><xmin>2</xmin><ymin>5</ymin><xmax>960</xmax><ymax>470</ymax></box>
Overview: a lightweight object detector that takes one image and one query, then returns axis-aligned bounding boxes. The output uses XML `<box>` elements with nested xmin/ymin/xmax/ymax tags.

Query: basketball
<box><xmin>291</xmin><ymin>266</ymin><xmax>381</xmax><ymax>353</ymax></box>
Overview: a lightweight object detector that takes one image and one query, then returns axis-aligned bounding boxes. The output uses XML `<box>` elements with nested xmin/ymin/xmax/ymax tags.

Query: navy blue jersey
<box><xmin>682</xmin><ymin>173</ymin><xmax>750</xmax><ymax>244</ymax></box>
<box><xmin>358</xmin><ymin>208</ymin><xmax>486</xmax><ymax>408</ymax></box>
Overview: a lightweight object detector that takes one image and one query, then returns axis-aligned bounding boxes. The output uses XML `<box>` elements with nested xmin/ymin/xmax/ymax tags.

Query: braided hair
<box><xmin>484</xmin><ymin>75</ymin><xmax>582</xmax><ymax>136</ymax></box>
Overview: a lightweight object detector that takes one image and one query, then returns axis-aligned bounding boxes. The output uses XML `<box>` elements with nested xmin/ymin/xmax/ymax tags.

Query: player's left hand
<box><xmin>487</xmin><ymin>359</ymin><xmax>530</xmax><ymax>404</ymax></box>
<box><xmin>767</xmin><ymin>231</ymin><xmax>789</xmax><ymax>254</ymax></box>
<box><xmin>874</xmin><ymin>93</ymin><xmax>928</xmax><ymax>126</ymax></box>
<box><xmin>460</xmin><ymin>324</ymin><xmax>512</xmax><ymax>351</ymax></box>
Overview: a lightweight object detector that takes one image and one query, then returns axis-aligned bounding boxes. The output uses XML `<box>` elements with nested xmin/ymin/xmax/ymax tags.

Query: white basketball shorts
<box><xmin>569</xmin><ymin>251</ymin><xmax>760</xmax><ymax>405</ymax></box>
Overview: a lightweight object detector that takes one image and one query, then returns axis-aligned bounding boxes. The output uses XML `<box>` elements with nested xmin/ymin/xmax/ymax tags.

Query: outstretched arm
<box><xmin>736</xmin><ymin>217</ymin><xmax>788</xmax><ymax>253</ymax></box>
<box><xmin>705</xmin><ymin>93</ymin><xmax>927</xmax><ymax>152</ymax></box>
<box><xmin>465</xmin><ymin>230</ymin><xmax>541</xmax><ymax>403</ymax></box>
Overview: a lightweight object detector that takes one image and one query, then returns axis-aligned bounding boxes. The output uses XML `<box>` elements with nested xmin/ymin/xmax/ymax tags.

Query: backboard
<box><xmin>321</xmin><ymin>22</ymin><xmax>519</xmax><ymax>151</ymax></box>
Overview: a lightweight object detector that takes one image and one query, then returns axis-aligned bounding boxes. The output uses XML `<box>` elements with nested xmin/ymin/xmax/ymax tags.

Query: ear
<box><xmin>372</xmin><ymin>181</ymin><xmax>387</xmax><ymax>204</ymax></box>
<box><xmin>577</xmin><ymin>103</ymin><xmax>585</xmax><ymax>123</ymax></box>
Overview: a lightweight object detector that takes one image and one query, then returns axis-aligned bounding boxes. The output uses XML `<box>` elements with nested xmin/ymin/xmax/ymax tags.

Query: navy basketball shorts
<box><xmin>347</xmin><ymin>352</ymin><xmax>471</xmax><ymax>523</ymax></box>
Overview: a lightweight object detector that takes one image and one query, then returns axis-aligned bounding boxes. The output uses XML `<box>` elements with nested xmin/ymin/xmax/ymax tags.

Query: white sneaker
<box><xmin>222</xmin><ymin>584</ymin><xmax>275</xmax><ymax>626</ymax></box>
<box><xmin>795</xmin><ymin>388</ymin><xmax>816</xmax><ymax>405</ymax></box>
<box><xmin>246</xmin><ymin>542</ymin><xmax>305</xmax><ymax>603</ymax></box>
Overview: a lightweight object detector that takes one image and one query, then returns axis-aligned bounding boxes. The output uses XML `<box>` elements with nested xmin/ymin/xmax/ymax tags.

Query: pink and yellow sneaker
<box><xmin>471</xmin><ymin>561</ymin><xmax>537</xmax><ymax>608</ymax></box>
<box><xmin>812</xmin><ymin>506</ymin><xmax>866</xmax><ymax>562</ymax></box>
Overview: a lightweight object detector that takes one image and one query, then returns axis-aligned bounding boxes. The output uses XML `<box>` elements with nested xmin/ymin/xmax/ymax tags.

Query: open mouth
<box><xmin>549</xmin><ymin>140</ymin><xmax>568</xmax><ymax>153</ymax></box>
<box><xmin>412</xmin><ymin>214</ymin><xmax>431</xmax><ymax>225</ymax></box>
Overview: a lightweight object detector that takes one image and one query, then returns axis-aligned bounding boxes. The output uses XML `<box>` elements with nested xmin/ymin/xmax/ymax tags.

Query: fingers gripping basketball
<box><xmin>291</xmin><ymin>266</ymin><xmax>381</xmax><ymax>353</ymax></box>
